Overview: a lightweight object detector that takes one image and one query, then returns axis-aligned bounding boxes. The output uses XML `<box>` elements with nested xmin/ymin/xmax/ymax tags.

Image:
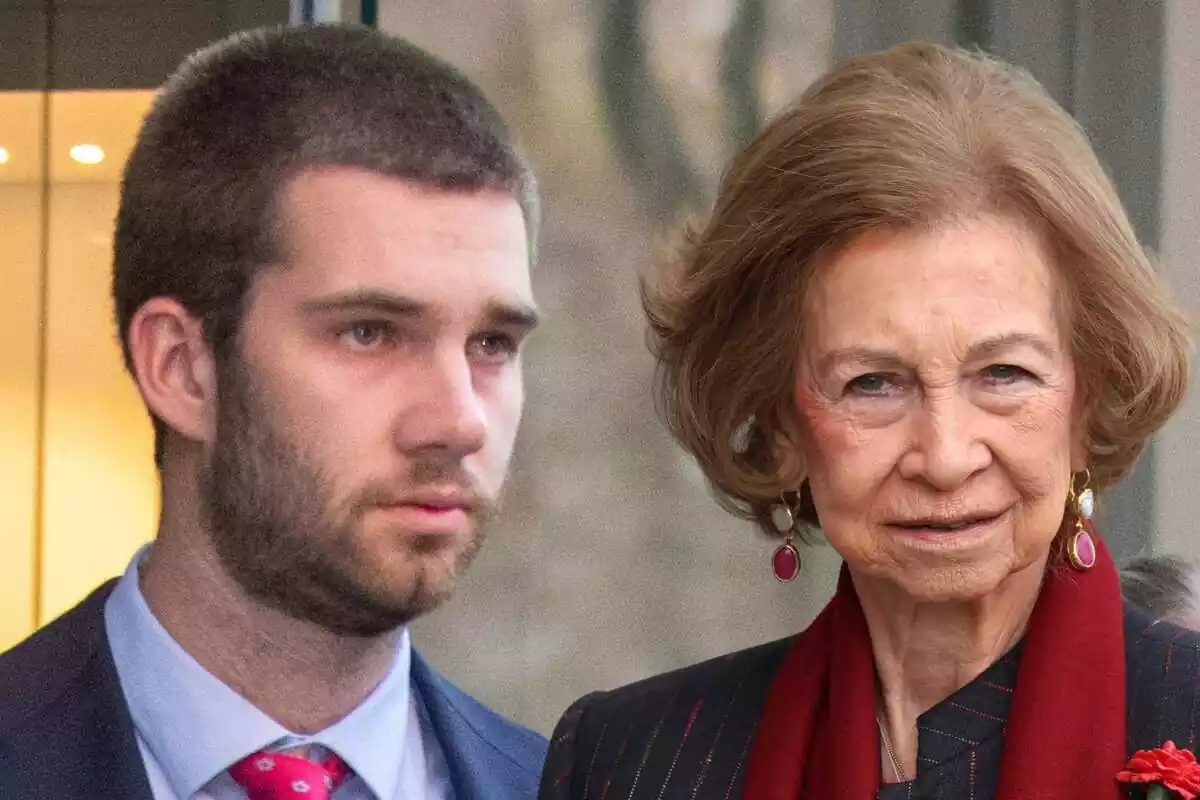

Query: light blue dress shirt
<box><xmin>103</xmin><ymin>547</ymin><xmax>454</xmax><ymax>800</ymax></box>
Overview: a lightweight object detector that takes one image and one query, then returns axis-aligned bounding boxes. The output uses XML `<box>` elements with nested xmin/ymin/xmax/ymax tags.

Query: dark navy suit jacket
<box><xmin>0</xmin><ymin>581</ymin><xmax>547</xmax><ymax>799</ymax></box>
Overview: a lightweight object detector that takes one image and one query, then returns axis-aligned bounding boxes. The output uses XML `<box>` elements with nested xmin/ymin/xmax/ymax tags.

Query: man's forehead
<box><xmin>262</xmin><ymin>169</ymin><xmax>535</xmax><ymax>319</ymax></box>
<box><xmin>278</xmin><ymin>167</ymin><xmax>528</xmax><ymax>240</ymax></box>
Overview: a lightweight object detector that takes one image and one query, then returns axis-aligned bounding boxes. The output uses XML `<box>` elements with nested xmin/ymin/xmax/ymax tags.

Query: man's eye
<box><xmin>339</xmin><ymin>321</ymin><xmax>393</xmax><ymax>349</ymax></box>
<box><xmin>471</xmin><ymin>333</ymin><xmax>519</xmax><ymax>362</ymax></box>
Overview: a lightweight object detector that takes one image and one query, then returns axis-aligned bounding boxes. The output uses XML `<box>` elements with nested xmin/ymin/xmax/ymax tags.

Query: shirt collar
<box><xmin>103</xmin><ymin>545</ymin><xmax>413</xmax><ymax>799</ymax></box>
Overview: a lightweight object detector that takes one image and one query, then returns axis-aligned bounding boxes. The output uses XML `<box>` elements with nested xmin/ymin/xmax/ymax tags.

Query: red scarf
<box><xmin>743</xmin><ymin>534</ymin><xmax>1126</xmax><ymax>798</ymax></box>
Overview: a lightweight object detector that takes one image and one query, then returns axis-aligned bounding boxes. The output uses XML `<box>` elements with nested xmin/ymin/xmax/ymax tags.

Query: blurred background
<box><xmin>1</xmin><ymin>0</ymin><xmax>1197</xmax><ymax>736</ymax></box>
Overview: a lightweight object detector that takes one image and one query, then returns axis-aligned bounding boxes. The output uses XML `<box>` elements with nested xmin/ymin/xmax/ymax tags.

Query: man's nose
<box><xmin>396</xmin><ymin>352</ymin><xmax>488</xmax><ymax>457</ymax></box>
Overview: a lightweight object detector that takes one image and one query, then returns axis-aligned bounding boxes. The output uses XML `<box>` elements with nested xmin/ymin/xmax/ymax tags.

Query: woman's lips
<box><xmin>888</xmin><ymin>511</ymin><xmax>1007</xmax><ymax>535</ymax></box>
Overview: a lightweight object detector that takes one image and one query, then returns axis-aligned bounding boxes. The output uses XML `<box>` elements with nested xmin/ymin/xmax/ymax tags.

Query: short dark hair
<box><xmin>112</xmin><ymin>24</ymin><xmax>538</xmax><ymax>464</ymax></box>
<box><xmin>1120</xmin><ymin>554</ymin><xmax>1197</xmax><ymax>621</ymax></box>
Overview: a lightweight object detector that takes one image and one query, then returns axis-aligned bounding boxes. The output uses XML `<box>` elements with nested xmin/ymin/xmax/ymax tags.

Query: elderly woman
<box><xmin>540</xmin><ymin>42</ymin><xmax>1196</xmax><ymax>800</ymax></box>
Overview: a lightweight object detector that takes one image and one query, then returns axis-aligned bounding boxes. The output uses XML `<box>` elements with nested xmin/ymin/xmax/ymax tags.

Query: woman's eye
<box><xmin>983</xmin><ymin>364</ymin><xmax>1031</xmax><ymax>383</ymax></box>
<box><xmin>846</xmin><ymin>373</ymin><xmax>893</xmax><ymax>395</ymax></box>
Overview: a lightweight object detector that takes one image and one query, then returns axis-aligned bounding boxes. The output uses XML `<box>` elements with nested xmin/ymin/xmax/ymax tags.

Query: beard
<box><xmin>199</xmin><ymin>355</ymin><xmax>490</xmax><ymax>637</ymax></box>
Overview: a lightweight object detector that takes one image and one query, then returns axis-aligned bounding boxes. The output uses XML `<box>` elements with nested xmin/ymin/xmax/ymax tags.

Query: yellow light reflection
<box><xmin>68</xmin><ymin>143</ymin><xmax>106</xmax><ymax>165</ymax></box>
<box><xmin>0</xmin><ymin>90</ymin><xmax>158</xmax><ymax>645</ymax></box>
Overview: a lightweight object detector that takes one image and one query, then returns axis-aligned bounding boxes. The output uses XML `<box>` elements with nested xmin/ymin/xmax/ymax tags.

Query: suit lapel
<box><xmin>411</xmin><ymin>651</ymin><xmax>545</xmax><ymax>799</ymax></box>
<box><xmin>0</xmin><ymin>581</ymin><xmax>153</xmax><ymax>800</ymax></box>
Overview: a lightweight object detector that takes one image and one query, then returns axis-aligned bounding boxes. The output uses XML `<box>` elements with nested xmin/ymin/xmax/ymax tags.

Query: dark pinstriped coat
<box><xmin>540</xmin><ymin>602</ymin><xmax>1200</xmax><ymax>799</ymax></box>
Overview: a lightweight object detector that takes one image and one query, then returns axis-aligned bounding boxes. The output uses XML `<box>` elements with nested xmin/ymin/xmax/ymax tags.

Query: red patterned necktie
<box><xmin>229</xmin><ymin>750</ymin><xmax>353</xmax><ymax>800</ymax></box>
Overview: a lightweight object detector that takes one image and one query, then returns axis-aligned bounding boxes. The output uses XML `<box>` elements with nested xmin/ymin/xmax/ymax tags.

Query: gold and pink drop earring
<box><xmin>1066</xmin><ymin>469</ymin><xmax>1097</xmax><ymax>571</ymax></box>
<box><xmin>770</xmin><ymin>493</ymin><xmax>802</xmax><ymax>582</ymax></box>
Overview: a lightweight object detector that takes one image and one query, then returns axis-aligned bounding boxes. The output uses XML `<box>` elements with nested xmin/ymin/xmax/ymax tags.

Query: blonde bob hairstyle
<box><xmin>643</xmin><ymin>41</ymin><xmax>1190</xmax><ymax>540</ymax></box>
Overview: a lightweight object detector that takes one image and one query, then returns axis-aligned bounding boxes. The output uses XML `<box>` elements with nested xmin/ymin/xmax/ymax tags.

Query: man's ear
<box><xmin>125</xmin><ymin>298</ymin><xmax>218</xmax><ymax>447</ymax></box>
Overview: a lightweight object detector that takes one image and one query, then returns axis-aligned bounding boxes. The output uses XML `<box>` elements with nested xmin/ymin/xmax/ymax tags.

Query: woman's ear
<box><xmin>771</xmin><ymin>423</ymin><xmax>809</xmax><ymax>492</ymax></box>
<box><xmin>125</xmin><ymin>298</ymin><xmax>218</xmax><ymax>448</ymax></box>
<box><xmin>1070</xmin><ymin>409</ymin><xmax>1092</xmax><ymax>474</ymax></box>
<box><xmin>1071</xmin><ymin>444</ymin><xmax>1090</xmax><ymax>475</ymax></box>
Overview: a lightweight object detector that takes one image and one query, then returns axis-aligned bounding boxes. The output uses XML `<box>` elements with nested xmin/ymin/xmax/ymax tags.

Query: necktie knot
<box><xmin>230</xmin><ymin>749</ymin><xmax>352</xmax><ymax>800</ymax></box>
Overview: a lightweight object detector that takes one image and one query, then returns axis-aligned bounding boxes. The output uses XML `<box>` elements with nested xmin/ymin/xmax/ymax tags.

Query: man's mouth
<box><xmin>388</xmin><ymin>485</ymin><xmax>479</xmax><ymax>513</ymax></box>
<box><xmin>373</xmin><ymin>503</ymin><xmax>471</xmax><ymax>536</ymax></box>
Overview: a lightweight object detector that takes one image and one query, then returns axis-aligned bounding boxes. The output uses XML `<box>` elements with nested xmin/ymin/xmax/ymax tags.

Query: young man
<box><xmin>0</xmin><ymin>25</ymin><xmax>544</xmax><ymax>800</ymax></box>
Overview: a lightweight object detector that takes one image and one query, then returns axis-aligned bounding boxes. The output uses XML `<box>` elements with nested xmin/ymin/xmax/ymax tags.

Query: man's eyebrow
<box><xmin>299</xmin><ymin>290</ymin><xmax>426</xmax><ymax>317</ymax></box>
<box><xmin>485</xmin><ymin>301</ymin><xmax>540</xmax><ymax>331</ymax></box>
<box><xmin>299</xmin><ymin>289</ymin><xmax>540</xmax><ymax>331</ymax></box>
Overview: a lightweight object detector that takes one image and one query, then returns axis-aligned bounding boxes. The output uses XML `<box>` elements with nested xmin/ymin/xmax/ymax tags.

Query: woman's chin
<box><xmin>866</xmin><ymin>558</ymin><xmax>1028</xmax><ymax>604</ymax></box>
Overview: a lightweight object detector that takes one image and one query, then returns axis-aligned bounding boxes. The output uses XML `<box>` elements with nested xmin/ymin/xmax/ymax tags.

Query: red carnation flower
<box><xmin>1117</xmin><ymin>741</ymin><xmax>1200</xmax><ymax>799</ymax></box>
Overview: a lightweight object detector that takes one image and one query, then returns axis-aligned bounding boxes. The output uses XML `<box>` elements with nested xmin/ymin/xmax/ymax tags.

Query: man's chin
<box><xmin>304</xmin><ymin>553</ymin><xmax>470</xmax><ymax>636</ymax></box>
<box><xmin>403</xmin><ymin>530</ymin><xmax>467</xmax><ymax>557</ymax></box>
<box><xmin>224</xmin><ymin>526</ymin><xmax>484</xmax><ymax>637</ymax></box>
<box><xmin>287</xmin><ymin>580</ymin><xmax>447</xmax><ymax>638</ymax></box>
<box><xmin>366</xmin><ymin>566</ymin><xmax>461</xmax><ymax>618</ymax></box>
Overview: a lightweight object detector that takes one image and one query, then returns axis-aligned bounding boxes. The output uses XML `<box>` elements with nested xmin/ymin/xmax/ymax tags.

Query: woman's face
<box><xmin>794</xmin><ymin>215</ymin><xmax>1083</xmax><ymax>602</ymax></box>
